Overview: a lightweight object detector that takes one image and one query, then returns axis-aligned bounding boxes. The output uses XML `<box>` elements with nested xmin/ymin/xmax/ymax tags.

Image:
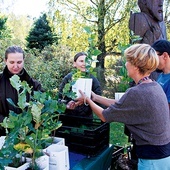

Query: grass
<box><xmin>109</xmin><ymin>122</ymin><xmax>129</xmax><ymax>147</ymax></box>
<box><xmin>93</xmin><ymin>110</ymin><xmax>130</xmax><ymax>148</ymax></box>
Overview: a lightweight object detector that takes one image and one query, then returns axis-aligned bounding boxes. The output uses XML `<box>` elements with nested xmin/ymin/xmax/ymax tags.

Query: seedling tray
<box><xmin>55</xmin><ymin>114</ymin><xmax>110</xmax><ymax>156</ymax></box>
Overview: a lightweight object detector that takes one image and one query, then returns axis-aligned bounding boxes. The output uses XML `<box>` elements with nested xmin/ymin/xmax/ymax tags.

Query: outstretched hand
<box><xmin>74</xmin><ymin>90</ymin><xmax>96</xmax><ymax>107</ymax></box>
<box><xmin>66</xmin><ymin>100</ymin><xmax>77</xmax><ymax>109</ymax></box>
<box><xmin>74</xmin><ymin>90</ymin><xmax>86</xmax><ymax>104</ymax></box>
<box><xmin>66</xmin><ymin>100</ymin><xmax>83</xmax><ymax>110</ymax></box>
<box><xmin>77</xmin><ymin>90</ymin><xmax>96</xmax><ymax>102</ymax></box>
<box><xmin>67</xmin><ymin>90</ymin><xmax>89</xmax><ymax>109</ymax></box>
<box><xmin>79</xmin><ymin>90</ymin><xmax>86</xmax><ymax>98</ymax></box>
<box><xmin>91</xmin><ymin>91</ymin><xmax>96</xmax><ymax>101</ymax></box>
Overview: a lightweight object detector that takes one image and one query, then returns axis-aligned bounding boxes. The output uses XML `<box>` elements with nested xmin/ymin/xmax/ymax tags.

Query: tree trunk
<box><xmin>96</xmin><ymin>0</ymin><xmax>106</xmax><ymax>85</ymax></box>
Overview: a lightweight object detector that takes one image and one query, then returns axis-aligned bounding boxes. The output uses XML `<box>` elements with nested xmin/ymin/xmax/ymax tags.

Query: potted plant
<box><xmin>0</xmin><ymin>75</ymin><xmax>66</xmax><ymax>169</ymax></box>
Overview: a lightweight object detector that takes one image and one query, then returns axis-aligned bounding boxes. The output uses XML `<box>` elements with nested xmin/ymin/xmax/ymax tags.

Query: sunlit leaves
<box><xmin>0</xmin><ymin>75</ymin><xmax>65</xmax><ymax>168</ymax></box>
<box><xmin>14</xmin><ymin>143</ymin><xmax>33</xmax><ymax>154</ymax></box>
<box><xmin>9</xmin><ymin>75</ymin><xmax>31</xmax><ymax>110</ymax></box>
<box><xmin>31</xmin><ymin>103</ymin><xmax>44</xmax><ymax>129</ymax></box>
<box><xmin>9</xmin><ymin>75</ymin><xmax>21</xmax><ymax>91</ymax></box>
<box><xmin>62</xmin><ymin>82</ymin><xmax>77</xmax><ymax>99</ymax></box>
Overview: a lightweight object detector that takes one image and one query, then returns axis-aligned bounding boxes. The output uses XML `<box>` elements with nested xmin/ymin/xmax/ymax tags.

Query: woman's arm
<box><xmin>86</xmin><ymin>97</ymin><xmax>106</xmax><ymax>122</ymax></box>
<box><xmin>77</xmin><ymin>90</ymin><xmax>116</xmax><ymax>122</ymax></box>
<box><xmin>91</xmin><ymin>91</ymin><xmax>116</xmax><ymax>107</ymax></box>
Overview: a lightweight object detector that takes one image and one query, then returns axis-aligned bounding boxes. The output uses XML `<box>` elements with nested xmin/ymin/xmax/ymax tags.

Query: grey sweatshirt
<box><xmin>103</xmin><ymin>81</ymin><xmax>170</xmax><ymax>146</ymax></box>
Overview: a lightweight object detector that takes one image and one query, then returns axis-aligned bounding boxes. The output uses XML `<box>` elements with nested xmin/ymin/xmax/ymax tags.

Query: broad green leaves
<box><xmin>8</xmin><ymin>75</ymin><xmax>31</xmax><ymax>111</ymax></box>
<box><xmin>0</xmin><ymin>75</ymin><xmax>64</xmax><ymax>168</ymax></box>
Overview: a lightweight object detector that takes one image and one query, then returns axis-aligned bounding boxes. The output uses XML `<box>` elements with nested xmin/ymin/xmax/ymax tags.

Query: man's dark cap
<box><xmin>152</xmin><ymin>40</ymin><xmax>170</xmax><ymax>55</ymax></box>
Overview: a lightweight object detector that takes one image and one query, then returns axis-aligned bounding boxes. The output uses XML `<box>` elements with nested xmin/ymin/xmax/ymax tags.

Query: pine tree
<box><xmin>0</xmin><ymin>15</ymin><xmax>11</xmax><ymax>39</ymax></box>
<box><xmin>26</xmin><ymin>13</ymin><xmax>58</xmax><ymax>51</ymax></box>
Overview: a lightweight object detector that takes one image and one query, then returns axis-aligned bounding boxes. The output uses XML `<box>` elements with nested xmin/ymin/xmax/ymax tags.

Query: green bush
<box><xmin>24</xmin><ymin>45</ymin><xmax>73</xmax><ymax>92</ymax></box>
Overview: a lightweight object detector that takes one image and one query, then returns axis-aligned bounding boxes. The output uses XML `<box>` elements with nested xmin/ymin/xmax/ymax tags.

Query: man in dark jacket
<box><xmin>0</xmin><ymin>45</ymin><xmax>43</xmax><ymax>135</ymax></box>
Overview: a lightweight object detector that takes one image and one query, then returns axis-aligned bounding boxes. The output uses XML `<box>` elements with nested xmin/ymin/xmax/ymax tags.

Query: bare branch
<box><xmin>60</xmin><ymin>0</ymin><xmax>98</xmax><ymax>23</ymax></box>
<box><xmin>90</xmin><ymin>0</ymin><xmax>98</xmax><ymax>7</ymax></box>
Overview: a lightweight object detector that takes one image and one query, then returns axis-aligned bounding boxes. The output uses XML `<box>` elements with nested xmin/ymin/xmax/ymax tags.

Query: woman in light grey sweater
<box><xmin>77</xmin><ymin>44</ymin><xmax>170</xmax><ymax>170</ymax></box>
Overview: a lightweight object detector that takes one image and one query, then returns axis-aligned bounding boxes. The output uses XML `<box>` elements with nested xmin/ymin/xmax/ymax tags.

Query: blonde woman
<box><xmin>77</xmin><ymin>44</ymin><xmax>170</xmax><ymax>170</ymax></box>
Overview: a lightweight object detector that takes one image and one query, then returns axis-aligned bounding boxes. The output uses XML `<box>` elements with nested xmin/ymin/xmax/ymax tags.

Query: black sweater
<box><xmin>58</xmin><ymin>72</ymin><xmax>102</xmax><ymax>117</ymax></box>
<box><xmin>0</xmin><ymin>67</ymin><xmax>43</xmax><ymax>124</ymax></box>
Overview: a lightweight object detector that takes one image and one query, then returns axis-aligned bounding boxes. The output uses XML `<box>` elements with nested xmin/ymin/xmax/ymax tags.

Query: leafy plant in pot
<box><xmin>0</xmin><ymin>75</ymin><xmax>65</xmax><ymax>169</ymax></box>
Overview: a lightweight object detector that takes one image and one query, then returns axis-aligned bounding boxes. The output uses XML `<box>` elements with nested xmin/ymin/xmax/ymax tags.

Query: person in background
<box><xmin>152</xmin><ymin>39</ymin><xmax>170</xmax><ymax>109</ymax></box>
<box><xmin>77</xmin><ymin>44</ymin><xmax>170</xmax><ymax>170</ymax></box>
<box><xmin>58</xmin><ymin>52</ymin><xmax>102</xmax><ymax>118</ymax></box>
<box><xmin>0</xmin><ymin>45</ymin><xmax>44</xmax><ymax>135</ymax></box>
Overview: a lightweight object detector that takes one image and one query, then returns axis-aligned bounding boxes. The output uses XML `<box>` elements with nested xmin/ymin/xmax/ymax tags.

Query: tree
<box><xmin>47</xmin><ymin>0</ymin><xmax>137</xmax><ymax>84</ymax></box>
<box><xmin>0</xmin><ymin>14</ymin><xmax>11</xmax><ymax>40</ymax></box>
<box><xmin>26</xmin><ymin>13</ymin><xmax>58</xmax><ymax>51</ymax></box>
<box><xmin>0</xmin><ymin>14</ymin><xmax>12</xmax><ymax>71</ymax></box>
<box><xmin>6</xmin><ymin>14</ymin><xmax>33</xmax><ymax>46</ymax></box>
<box><xmin>48</xmin><ymin>0</ymin><xmax>136</xmax><ymax>69</ymax></box>
<box><xmin>0</xmin><ymin>16</ymin><xmax>7</xmax><ymax>39</ymax></box>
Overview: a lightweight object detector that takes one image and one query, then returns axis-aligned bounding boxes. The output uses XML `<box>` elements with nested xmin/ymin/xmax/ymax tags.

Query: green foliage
<box><xmin>50</xmin><ymin>0</ymin><xmax>137</xmax><ymax>69</ymax></box>
<box><xmin>110</xmin><ymin>122</ymin><xmax>129</xmax><ymax>147</ymax></box>
<box><xmin>116</xmin><ymin>43</ymin><xmax>132</xmax><ymax>92</ymax></box>
<box><xmin>0</xmin><ymin>14</ymin><xmax>32</xmax><ymax>69</ymax></box>
<box><xmin>6</xmin><ymin>14</ymin><xmax>33</xmax><ymax>46</ymax></box>
<box><xmin>84</xmin><ymin>26</ymin><xmax>101</xmax><ymax>73</ymax></box>
<box><xmin>24</xmin><ymin>45</ymin><xmax>73</xmax><ymax>91</ymax></box>
<box><xmin>104</xmin><ymin>50</ymin><xmax>131</xmax><ymax>96</ymax></box>
<box><xmin>115</xmin><ymin>31</ymin><xmax>144</xmax><ymax>92</ymax></box>
<box><xmin>129</xmin><ymin>30</ymin><xmax>142</xmax><ymax>44</ymax></box>
<box><xmin>26</xmin><ymin>13</ymin><xmax>58</xmax><ymax>52</ymax></box>
<box><xmin>48</xmin><ymin>6</ymin><xmax>90</xmax><ymax>52</ymax></box>
<box><xmin>104</xmin><ymin>33</ymin><xmax>142</xmax><ymax>95</ymax></box>
<box><xmin>0</xmin><ymin>14</ymin><xmax>12</xmax><ymax>71</ymax></box>
<box><xmin>0</xmin><ymin>16</ymin><xmax>7</xmax><ymax>38</ymax></box>
<box><xmin>0</xmin><ymin>15</ymin><xmax>11</xmax><ymax>39</ymax></box>
<box><xmin>0</xmin><ymin>75</ymin><xmax>65</xmax><ymax>169</ymax></box>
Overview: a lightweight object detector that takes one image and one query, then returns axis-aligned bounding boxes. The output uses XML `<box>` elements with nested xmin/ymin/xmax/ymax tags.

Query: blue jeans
<box><xmin>138</xmin><ymin>156</ymin><xmax>170</xmax><ymax>170</ymax></box>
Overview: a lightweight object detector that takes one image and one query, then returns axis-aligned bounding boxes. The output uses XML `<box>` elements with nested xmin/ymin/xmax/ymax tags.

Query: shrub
<box><xmin>24</xmin><ymin>45</ymin><xmax>73</xmax><ymax>92</ymax></box>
